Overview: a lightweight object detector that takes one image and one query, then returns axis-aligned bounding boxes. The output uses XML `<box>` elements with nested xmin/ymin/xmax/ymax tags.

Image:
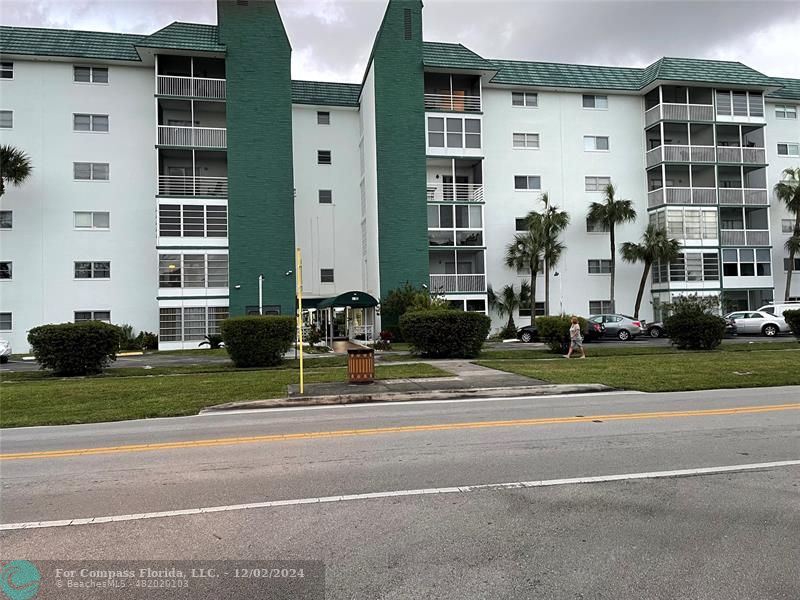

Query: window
<box><xmin>511</xmin><ymin>92</ymin><xmax>538</xmax><ymax>107</ymax></box>
<box><xmin>519</xmin><ymin>303</ymin><xmax>545</xmax><ymax>317</ymax></box>
<box><xmin>586</xmin><ymin>217</ymin><xmax>609</xmax><ymax>233</ymax></box>
<box><xmin>775</xmin><ymin>104</ymin><xmax>797</xmax><ymax>119</ymax></box>
<box><xmin>318</xmin><ymin>189</ymin><xmax>333</xmax><ymax>204</ymax></box>
<box><xmin>158</xmin><ymin>204</ymin><xmax>227</xmax><ymax>237</ymax></box>
<box><xmin>0</xmin><ymin>313</ymin><xmax>11</xmax><ymax>330</ymax></box>
<box><xmin>73</xmin><ymin>162</ymin><xmax>109</xmax><ymax>180</ymax></box>
<box><xmin>73</xmin><ymin>66</ymin><xmax>108</xmax><ymax>83</ymax></box>
<box><xmin>464</xmin><ymin>119</ymin><xmax>481</xmax><ymax>148</ymax></box>
<box><xmin>723</xmin><ymin>248</ymin><xmax>770</xmax><ymax>277</ymax></box>
<box><xmin>74</xmin><ymin>211</ymin><xmax>110</xmax><ymax>230</ymax></box>
<box><xmin>717</xmin><ymin>90</ymin><xmax>764</xmax><ymax>118</ymax></box>
<box><xmin>783</xmin><ymin>219</ymin><xmax>796</xmax><ymax>234</ymax></box>
<box><xmin>777</xmin><ymin>143</ymin><xmax>800</xmax><ymax>157</ymax></box>
<box><xmin>582</xmin><ymin>95</ymin><xmax>608</xmax><ymax>109</ymax></box>
<box><xmin>320</xmin><ymin>268</ymin><xmax>334</xmax><ymax>283</ymax></box>
<box><xmin>0</xmin><ymin>62</ymin><xmax>12</xmax><ymax>79</ymax></box>
<box><xmin>784</xmin><ymin>257</ymin><xmax>800</xmax><ymax>271</ymax></box>
<box><xmin>515</xmin><ymin>217</ymin><xmax>529</xmax><ymax>231</ymax></box>
<box><xmin>427</xmin><ymin>116</ymin><xmax>481</xmax><ymax>149</ymax></box>
<box><xmin>589</xmin><ymin>301</ymin><xmax>613</xmax><ymax>314</ymax></box>
<box><xmin>0</xmin><ymin>110</ymin><xmax>12</xmax><ymax>128</ymax></box>
<box><xmin>317</xmin><ymin>150</ymin><xmax>331</xmax><ymax>165</ymax></box>
<box><xmin>584</xmin><ymin>176</ymin><xmax>611</xmax><ymax>192</ymax></box>
<box><xmin>428</xmin><ymin>205</ymin><xmax>482</xmax><ymax>246</ymax></box>
<box><xmin>159</xmin><ymin>253</ymin><xmax>228</xmax><ymax>288</ymax></box>
<box><xmin>588</xmin><ymin>259</ymin><xmax>612</xmax><ymax>274</ymax></box>
<box><xmin>514</xmin><ymin>175</ymin><xmax>541</xmax><ymax>191</ymax></box>
<box><xmin>317</xmin><ymin>111</ymin><xmax>330</xmax><ymax>125</ymax></box>
<box><xmin>512</xmin><ymin>132</ymin><xmax>540</xmax><ymax>149</ymax></box>
<box><xmin>73</xmin><ymin>113</ymin><xmax>109</xmax><ymax>132</ymax></box>
<box><xmin>0</xmin><ymin>211</ymin><xmax>12</xmax><ymax>229</ymax></box>
<box><xmin>584</xmin><ymin>136</ymin><xmax>609</xmax><ymax>151</ymax></box>
<box><xmin>0</xmin><ymin>261</ymin><xmax>11</xmax><ymax>279</ymax></box>
<box><xmin>74</xmin><ymin>261</ymin><xmax>110</xmax><ymax>279</ymax></box>
<box><xmin>159</xmin><ymin>306</ymin><xmax>228</xmax><ymax>342</ymax></box>
<box><xmin>74</xmin><ymin>311</ymin><xmax>111</xmax><ymax>323</ymax></box>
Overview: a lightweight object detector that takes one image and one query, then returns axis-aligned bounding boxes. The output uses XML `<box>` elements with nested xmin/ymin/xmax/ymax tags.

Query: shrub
<box><xmin>784</xmin><ymin>309</ymin><xmax>800</xmax><ymax>342</ymax></box>
<box><xmin>117</xmin><ymin>323</ymin><xmax>140</xmax><ymax>351</ymax></box>
<box><xmin>27</xmin><ymin>321</ymin><xmax>121</xmax><ymax>376</ymax></box>
<box><xmin>306</xmin><ymin>325</ymin><xmax>322</xmax><ymax>346</ymax></box>
<box><xmin>136</xmin><ymin>331</ymin><xmax>159</xmax><ymax>351</ymax></box>
<box><xmin>664</xmin><ymin>311</ymin><xmax>726</xmax><ymax>350</ymax></box>
<box><xmin>220</xmin><ymin>316</ymin><xmax>295</xmax><ymax>368</ymax></box>
<box><xmin>536</xmin><ymin>315</ymin><xmax>588</xmax><ymax>354</ymax></box>
<box><xmin>199</xmin><ymin>334</ymin><xmax>224</xmax><ymax>349</ymax></box>
<box><xmin>400</xmin><ymin>310</ymin><xmax>491</xmax><ymax>358</ymax></box>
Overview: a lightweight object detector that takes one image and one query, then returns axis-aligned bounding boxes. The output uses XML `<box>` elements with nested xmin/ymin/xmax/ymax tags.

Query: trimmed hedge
<box><xmin>664</xmin><ymin>312</ymin><xmax>726</xmax><ymax>350</ymax></box>
<box><xmin>400</xmin><ymin>310</ymin><xmax>491</xmax><ymax>358</ymax></box>
<box><xmin>784</xmin><ymin>309</ymin><xmax>800</xmax><ymax>342</ymax></box>
<box><xmin>221</xmin><ymin>316</ymin><xmax>295</xmax><ymax>368</ymax></box>
<box><xmin>27</xmin><ymin>321</ymin><xmax>121</xmax><ymax>376</ymax></box>
<box><xmin>536</xmin><ymin>315</ymin><xmax>588</xmax><ymax>353</ymax></box>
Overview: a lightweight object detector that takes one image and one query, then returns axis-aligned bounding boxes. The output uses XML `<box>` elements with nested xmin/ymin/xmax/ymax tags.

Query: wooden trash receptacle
<box><xmin>347</xmin><ymin>348</ymin><xmax>375</xmax><ymax>384</ymax></box>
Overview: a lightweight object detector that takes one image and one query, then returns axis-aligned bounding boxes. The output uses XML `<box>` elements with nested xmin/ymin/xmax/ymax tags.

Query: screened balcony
<box><xmin>720</xmin><ymin>207</ymin><xmax>771</xmax><ymax>246</ymax></box>
<box><xmin>158</xmin><ymin>149</ymin><xmax>227</xmax><ymax>197</ymax></box>
<box><xmin>647</xmin><ymin>165</ymin><xmax>716</xmax><ymax>207</ymax></box>
<box><xmin>645</xmin><ymin>122</ymin><xmax>715</xmax><ymax>167</ymax></box>
<box><xmin>424</xmin><ymin>72</ymin><xmax>481</xmax><ymax>113</ymax></box>
<box><xmin>715</xmin><ymin>124</ymin><xmax>767</xmax><ymax>164</ymax></box>
<box><xmin>429</xmin><ymin>249</ymin><xmax>486</xmax><ymax>293</ymax></box>
<box><xmin>717</xmin><ymin>166</ymin><xmax>768</xmax><ymax>205</ymax></box>
<box><xmin>426</xmin><ymin>158</ymin><xmax>484</xmax><ymax>203</ymax></box>
<box><xmin>644</xmin><ymin>86</ymin><xmax>714</xmax><ymax>127</ymax></box>
<box><xmin>157</xmin><ymin>99</ymin><xmax>227</xmax><ymax>149</ymax></box>
<box><xmin>156</xmin><ymin>55</ymin><xmax>226</xmax><ymax>100</ymax></box>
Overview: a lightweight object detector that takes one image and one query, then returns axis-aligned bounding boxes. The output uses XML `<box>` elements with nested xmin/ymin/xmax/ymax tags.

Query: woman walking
<box><xmin>565</xmin><ymin>316</ymin><xmax>586</xmax><ymax>359</ymax></box>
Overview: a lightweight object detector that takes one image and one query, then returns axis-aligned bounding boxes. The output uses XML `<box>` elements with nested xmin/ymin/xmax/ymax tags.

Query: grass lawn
<box><xmin>477</xmin><ymin>348</ymin><xmax>800</xmax><ymax>393</ymax></box>
<box><xmin>0</xmin><ymin>363</ymin><xmax>447</xmax><ymax>428</ymax></box>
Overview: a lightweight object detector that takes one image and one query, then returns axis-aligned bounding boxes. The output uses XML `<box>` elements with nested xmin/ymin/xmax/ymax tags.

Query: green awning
<box><xmin>316</xmin><ymin>291</ymin><xmax>379</xmax><ymax>310</ymax></box>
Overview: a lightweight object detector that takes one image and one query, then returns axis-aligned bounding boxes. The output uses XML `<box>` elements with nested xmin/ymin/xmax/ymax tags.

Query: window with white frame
<box><xmin>777</xmin><ymin>143</ymin><xmax>800</xmax><ymax>157</ymax></box>
<box><xmin>427</xmin><ymin>116</ymin><xmax>481</xmax><ymax>149</ymax></box>
<box><xmin>584</xmin><ymin>176</ymin><xmax>611</xmax><ymax>192</ymax></box>
<box><xmin>159</xmin><ymin>253</ymin><xmax>228</xmax><ymax>288</ymax></box>
<box><xmin>589</xmin><ymin>300</ymin><xmax>613</xmax><ymax>314</ymax></box>
<box><xmin>320</xmin><ymin>268</ymin><xmax>335</xmax><ymax>283</ymax></box>
<box><xmin>514</xmin><ymin>175</ymin><xmax>541</xmax><ymax>191</ymax></box>
<box><xmin>512</xmin><ymin>92</ymin><xmax>538</xmax><ymax>107</ymax></box>
<box><xmin>659</xmin><ymin>208</ymin><xmax>717</xmax><ymax>240</ymax></box>
<box><xmin>519</xmin><ymin>303</ymin><xmax>545</xmax><ymax>317</ymax></box>
<box><xmin>74</xmin><ymin>211</ymin><xmax>110</xmax><ymax>230</ymax></box>
<box><xmin>586</xmin><ymin>217</ymin><xmax>609</xmax><ymax>233</ymax></box>
<box><xmin>653</xmin><ymin>252</ymin><xmax>719</xmax><ymax>283</ymax></box>
<box><xmin>0</xmin><ymin>211</ymin><xmax>12</xmax><ymax>229</ymax></box>
<box><xmin>722</xmin><ymin>248</ymin><xmax>771</xmax><ymax>277</ymax></box>
<box><xmin>512</xmin><ymin>132</ymin><xmax>540</xmax><ymax>149</ymax></box>
<box><xmin>0</xmin><ymin>261</ymin><xmax>11</xmax><ymax>279</ymax></box>
<box><xmin>0</xmin><ymin>110</ymin><xmax>12</xmax><ymax>128</ymax></box>
<box><xmin>582</xmin><ymin>94</ymin><xmax>608</xmax><ymax>109</ymax></box>
<box><xmin>584</xmin><ymin>135</ymin><xmax>609</xmax><ymax>151</ymax></box>
<box><xmin>0</xmin><ymin>62</ymin><xmax>13</xmax><ymax>79</ymax></box>
<box><xmin>73</xmin><ymin>162</ymin><xmax>109</xmax><ymax>180</ymax></box>
<box><xmin>784</xmin><ymin>257</ymin><xmax>800</xmax><ymax>271</ymax></box>
<box><xmin>316</xmin><ymin>111</ymin><xmax>330</xmax><ymax>125</ymax></box>
<box><xmin>158</xmin><ymin>204</ymin><xmax>227</xmax><ymax>237</ymax></box>
<box><xmin>159</xmin><ymin>306</ymin><xmax>228</xmax><ymax>342</ymax></box>
<box><xmin>73</xmin><ymin>66</ymin><xmax>108</xmax><ymax>83</ymax></box>
<box><xmin>588</xmin><ymin>259</ymin><xmax>612</xmax><ymax>274</ymax></box>
<box><xmin>317</xmin><ymin>150</ymin><xmax>332</xmax><ymax>165</ymax></box>
<box><xmin>428</xmin><ymin>205</ymin><xmax>483</xmax><ymax>247</ymax></box>
<box><xmin>783</xmin><ymin>219</ymin><xmax>796</xmax><ymax>234</ymax></box>
<box><xmin>74</xmin><ymin>261</ymin><xmax>110</xmax><ymax>279</ymax></box>
<box><xmin>716</xmin><ymin>90</ymin><xmax>763</xmax><ymax>117</ymax></box>
<box><xmin>318</xmin><ymin>190</ymin><xmax>333</xmax><ymax>204</ymax></box>
<box><xmin>73</xmin><ymin>113</ymin><xmax>109</xmax><ymax>132</ymax></box>
<box><xmin>74</xmin><ymin>311</ymin><xmax>111</xmax><ymax>323</ymax></box>
<box><xmin>515</xmin><ymin>217</ymin><xmax>529</xmax><ymax>231</ymax></box>
<box><xmin>0</xmin><ymin>312</ymin><xmax>11</xmax><ymax>330</ymax></box>
<box><xmin>775</xmin><ymin>104</ymin><xmax>797</xmax><ymax>119</ymax></box>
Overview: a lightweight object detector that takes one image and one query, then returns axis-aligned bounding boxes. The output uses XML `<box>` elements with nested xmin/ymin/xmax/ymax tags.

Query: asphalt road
<box><xmin>1</xmin><ymin>387</ymin><xmax>799</xmax><ymax>599</ymax></box>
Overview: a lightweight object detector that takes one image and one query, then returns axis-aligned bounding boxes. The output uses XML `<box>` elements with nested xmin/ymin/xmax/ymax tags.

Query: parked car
<box><xmin>644</xmin><ymin>321</ymin><xmax>664</xmax><ymax>338</ymax></box>
<box><xmin>724</xmin><ymin>311</ymin><xmax>789</xmax><ymax>337</ymax></box>
<box><xmin>757</xmin><ymin>302</ymin><xmax>800</xmax><ymax>318</ymax></box>
<box><xmin>0</xmin><ymin>339</ymin><xmax>11</xmax><ymax>364</ymax></box>
<box><xmin>588</xmin><ymin>314</ymin><xmax>644</xmax><ymax>341</ymax></box>
<box><xmin>516</xmin><ymin>324</ymin><xmax>538</xmax><ymax>343</ymax></box>
<box><xmin>724</xmin><ymin>317</ymin><xmax>738</xmax><ymax>336</ymax></box>
<box><xmin>516</xmin><ymin>320</ymin><xmax>604</xmax><ymax>343</ymax></box>
<box><xmin>583</xmin><ymin>320</ymin><xmax>605</xmax><ymax>341</ymax></box>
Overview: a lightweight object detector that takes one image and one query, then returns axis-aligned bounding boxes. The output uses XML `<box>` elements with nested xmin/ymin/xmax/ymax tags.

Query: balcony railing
<box><xmin>158</xmin><ymin>126</ymin><xmax>227</xmax><ymax>149</ymax></box>
<box><xmin>426</xmin><ymin>182</ymin><xmax>484</xmax><ymax>203</ymax></box>
<box><xmin>718</xmin><ymin>188</ymin><xmax>769</xmax><ymax>205</ymax></box>
<box><xmin>646</xmin><ymin>144</ymin><xmax>715</xmax><ymax>166</ymax></box>
<box><xmin>429</xmin><ymin>274</ymin><xmax>486</xmax><ymax>293</ymax></box>
<box><xmin>647</xmin><ymin>187</ymin><xmax>717</xmax><ymax>208</ymax></box>
<box><xmin>424</xmin><ymin>93</ymin><xmax>481</xmax><ymax>113</ymax></box>
<box><xmin>158</xmin><ymin>175</ymin><xmax>228</xmax><ymax>197</ymax></box>
<box><xmin>644</xmin><ymin>103</ymin><xmax>714</xmax><ymax>127</ymax></box>
<box><xmin>157</xmin><ymin>75</ymin><xmax>226</xmax><ymax>100</ymax></box>
<box><xmin>720</xmin><ymin>229</ymin><xmax>770</xmax><ymax>246</ymax></box>
<box><xmin>716</xmin><ymin>146</ymin><xmax>767</xmax><ymax>164</ymax></box>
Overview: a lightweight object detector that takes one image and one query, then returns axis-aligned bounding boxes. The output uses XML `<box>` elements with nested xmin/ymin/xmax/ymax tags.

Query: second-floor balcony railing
<box><xmin>427</xmin><ymin>182</ymin><xmax>484</xmax><ymax>203</ymax></box>
<box><xmin>158</xmin><ymin>175</ymin><xmax>228</xmax><ymax>197</ymax></box>
<box><xmin>157</xmin><ymin>75</ymin><xmax>226</xmax><ymax>100</ymax></box>
<box><xmin>646</xmin><ymin>144</ymin><xmax>715</xmax><ymax>167</ymax></box>
<box><xmin>718</xmin><ymin>188</ymin><xmax>769</xmax><ymax>205</ymax></box>
<box><xmin>720</xmin><ymin>229</ymin><xmax>771</xmax><ymax>246</ymax></box>
<box><xmin>424</xmin><ymin>93</ymin><xmax>481</xmax><ymax>113</ymax></box>
<box><xmin>429</xmin><ymin>274</ymin><xmax>486</xmax><ymax>293</ymax></box>
<box><xmin>644</xmin><ymin>103</ymin><xmax>714</xmax><ymax>127</ymax></box>
<box><xmin>158</xmin><ymin>125</ymin><xmax>227</xmax><ymax>149</ymax></box>
<box><xmin>647</xmin><ymin>187</ymin><xmax>717</xmax><ymax>208</ymax></box>
<box><xmin>716</xmin><ymin>146</ymin><xmax>767</xmax><ymax>164</ymax></box>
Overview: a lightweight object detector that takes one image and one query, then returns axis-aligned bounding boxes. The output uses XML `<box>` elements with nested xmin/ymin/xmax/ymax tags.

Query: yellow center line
<box><xmin>2</xmin><ymin>403</ymin><xmax>798</xmax><ymax>461</ymax></box>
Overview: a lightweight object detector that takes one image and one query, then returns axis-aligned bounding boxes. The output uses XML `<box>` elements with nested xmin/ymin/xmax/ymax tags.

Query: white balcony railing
<box><xmin>644</xmin><ymin>103</ymin><xmax>714</xmax><ymax>126</ymax></box>
<box><xmin>157</xmin><ymin>75</ymin><xmax>226</xmax><ymax>100</ymax></box>
<box><xmin>718</xmin><ymin>188</ymin><xmax>769</xmax><ymax>205</ymax></box>
<box><xmin>720</xmin><ymin>230</ymin><xmax>770</xmax><ymax>246</ymax></box>
<box><xmin>426</xmin><ymin>182</ymin><xmax>484</xmax><ymax>203</ymax></box>
<box><xmin>646</xmin><ymin>144</ymin><xmax>716</xmax><ymax>166</ymax></box>
<box><xmin>424</xmin><ymin>93</ymin><xmax>481</xmax><ymax>113</ymax></box>
<box><xmin>717</xmin><ymin>146</ymin><xmax>767</xmax><ymax>164</ymax></box>
<box><xmin>647</xmin><ymin>187</ymin><xmax>717</xmax><ymax>208</ymax></box>
<box><xmin>429</xmin><ymin>274</ymin><xmax>486</xmax><ymax>293</ymax></box>
<box><xmin>158</xmin><ymin>126</ymin><xmax>227</xmax><ymax>149</ymax></box>
<box><xmin>158</xmin><ymin>175</ymin><xmax>228</xmax><ymax>197</ymax></box>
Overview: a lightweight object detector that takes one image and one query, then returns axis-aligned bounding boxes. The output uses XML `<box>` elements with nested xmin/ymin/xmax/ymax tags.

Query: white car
<box><xmin>0</xmin><ymin>339</ymin><xmax>10</xmax><ymax>364</ymax></box>
<box><xmin>757</xmin><ymin>302</ymin><xmax>800</xmax><ymax>318</ymax></box>
<box><xmin>724</xmin><ymin>311</ymin><xmax>790</xmax><ymax>337</ymax></box>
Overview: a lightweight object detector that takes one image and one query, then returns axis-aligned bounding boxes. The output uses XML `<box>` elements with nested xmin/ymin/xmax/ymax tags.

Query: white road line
<box><xmin>2</xmin><ymin>460</ymin><xmax>797</xmax><ymax>531</ymax></box>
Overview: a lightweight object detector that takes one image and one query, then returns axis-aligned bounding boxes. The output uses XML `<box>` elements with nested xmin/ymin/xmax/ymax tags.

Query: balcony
<box><xmin>157</xmin><ymin>75</ymin><xmax>226</xmax><ymax>100</ymax></box>
<box><xmin>717</xmin><ymin>188</ymin><xmax>769</xmax><ymax>205</ymax></box>
<box><xmin>158</xmin><ymin>175</ymin><xmax>228</xmax><ymax>198</ymax></box>
<box><xmin>427</xmin><ymin>182</ymin><xmax>484</xmax><ymax>203</ymax></box>
<box><xmin>644</xmin><ymin>103</ymin><xmax>714</xmax><ymax>127</ymax></box>
<box><xmin>716</xmin><ymin>146</ymin><xmax>767</xmax><ymax>164</ymax></box>
<box><xmin>158</xmin><ymin>126</ymin><xmax>227</xmax><ymax>149</ymax></box>
<box><xmin>429</xmin><ymin>274</ymin><xmax>486</xmax><ymax>293</ymax></box>
<box><xmin>720</xmin><ymin>229</ymin><xmax>770</xmax><ymax>246</ymax></box>
<box><xmin>424</xmin><ymin>93</ymin><xmax>481</xmax><ymax>113</ymax></box>
<box><xmin>648</xmin><ymin>187</ymin><xmax>716</xmax><ymax>208</ymax></box>
<box><xmin>646</xmin><ymin>144</ymin><xmax>715</xmax><ymax>167</ymax></box>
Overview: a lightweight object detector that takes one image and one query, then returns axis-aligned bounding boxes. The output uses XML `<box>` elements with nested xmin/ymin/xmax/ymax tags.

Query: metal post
<box><xmin>258</xmin><ymin>274</ymin><xmax>263</xmax><ymax>315</ymax></box>
<box><xmin>296</xmin><ymin>248</ymin><xmax>304</xmax><ymax>394</ymax></box>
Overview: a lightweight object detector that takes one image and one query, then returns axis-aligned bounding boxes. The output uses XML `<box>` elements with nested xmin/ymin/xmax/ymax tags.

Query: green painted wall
<box><xmin>218</xmin><ymin>0</ymin><xmax>295</xmax><ymax>316</ymax></box>
<box><xmin>373</xmin><ymin>0</ymin><xmax>429</xmax><ymax>304</ymax></box>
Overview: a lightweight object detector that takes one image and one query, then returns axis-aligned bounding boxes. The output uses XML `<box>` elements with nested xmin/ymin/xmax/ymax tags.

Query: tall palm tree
<box><xmin>540</xmin><ymin>193</ymin><xmax>569</xmax><ymax>315</ymax></box>
<box><xmin>774</xmin><ymin>167</ymin><xmax>800</xmax><ymax>301</ymax></box>
<box><xmin>587</xmin><ymin>183</ymin><xmax>637</xmax><ymax>313</ymax></box>
<box><xmin>621</xmin><ymin>225</ymin><xmax>682</xmax><ymax>319</ymax></box>
<box><xmin>0</xmin><ymin>145</ymin><xmax>33</xmax><ymax>197</ymax></box>
<box><xmin>505</xmin><ymin>212</ymin><xmax>545</xmax><ymax>320</ymax></box>
<box><xmin>487</xmin><ymin>281</ymin><xmax>531</xmax><ymax>335</ymax></box>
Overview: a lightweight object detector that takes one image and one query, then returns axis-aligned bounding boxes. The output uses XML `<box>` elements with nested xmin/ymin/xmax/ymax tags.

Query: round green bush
<box><xmin>221</xmin><ymin>316</ymin><xmax>296</xmax><ymax>368</ymax></box>
<box><xmin>399</xmin><ymin>310</ymin><xmax>491</xmax><ymax>358</ymax></box>
<box><xmin>784</xmin><ymin>309</ymin><xmax>800</xmax><ymax>342</ymax></box>
<box><xmin>27</xmin><ymin>321</ymin><xmax>121</xmax><ymax>376</ymax></box>
<box><xmin>535</xmin><ymin>315</ymin><xmax>588</xmax><ymax>354</ymax></box>
<box><xmin>664</xmin><ymin>312</ymin><xmax>726</xmax><ymax>350</ymax></box>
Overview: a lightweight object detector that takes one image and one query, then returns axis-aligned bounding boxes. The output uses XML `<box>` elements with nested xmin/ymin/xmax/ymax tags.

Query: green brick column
<box><xmin>218</xmin><ymin>0</ymin><xmax>295</xmax><ymax>316</ymax></box>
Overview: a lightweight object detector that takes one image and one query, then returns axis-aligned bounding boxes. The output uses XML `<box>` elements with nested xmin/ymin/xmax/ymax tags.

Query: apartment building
<box><xmin>1</xmin><ymin>0</ymin><xmax>798</xmax><ymax>351</ymax></box>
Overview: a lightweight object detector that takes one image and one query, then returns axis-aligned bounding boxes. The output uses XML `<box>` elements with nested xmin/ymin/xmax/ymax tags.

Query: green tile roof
<box><xmin>641</xmin><ymin>57</ymin><xmax>774</xmax><ymax>88</ymax></box>
<box><xmin>768</xmin><ymin>77</ymin><xmax>800</xmax><ymax>101</ymax></box>
<box><xmin>291</xmin><ymin>80</ymin><xmax>361</xmax><ymax>107</ymax></box>
<box><xmin>136</xmin><ymin>22</ymin><xmax>225</xmax><ymax>53</ymax></box>
<box><xmin>489</xmin><ymin>58</ymin><xmax>643</xmax><ymax>90</ymax></box>
<box><xmin>423</xmin><ymin>42</ymin><xmax>496</xmax><ymax>71</ymax></box>
<box><xmin>0</xmin><ymin>25</ymin><xmax>142</xmax><ymax>61</ymax></box>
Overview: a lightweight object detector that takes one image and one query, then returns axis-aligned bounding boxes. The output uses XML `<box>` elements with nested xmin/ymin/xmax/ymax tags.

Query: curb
<box><xmin>201</xmin><ymin>384</ymin><xmax>614</xmax><ymax>413</ymax></box>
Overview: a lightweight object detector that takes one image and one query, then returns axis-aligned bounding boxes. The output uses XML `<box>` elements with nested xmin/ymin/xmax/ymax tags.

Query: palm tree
<box><xmin>621</xmin><ymin>225</ymin><xmax>682</xmax><ymax>319</ymax></box>
<box><xmin>505</xmin><ymin>212</ymin><xmax>545</xmax><ymax>319</ymax></box>
<box><xmin>0</xmin><ymin>145</ymin><xmax>33</xmax><ymax>197</ymax></box>
<box><xmin>488</xmin><ymin>281</ymin><xmax>531</xmax><ymax>335</ymax></box>
<box><xmin>587</xmin><ymin>183</ymin><xmax>637</xmax><ymax>313</ymax></box>
<box><xmin>774</xmin><ymin>167</ymin><xmax>800</xmax><ymax>301</ymax></box>
<box><xmin>540</xmin><ymin>193</ymin><xmax>569</xmax><ymax>315</ymax></box>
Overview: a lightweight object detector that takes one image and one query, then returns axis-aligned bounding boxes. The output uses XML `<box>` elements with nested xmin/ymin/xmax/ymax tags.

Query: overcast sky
<box><xmin>2</xmin><ymin>0</ymin><xmax>799</xmax><ymax>82</ymax></box>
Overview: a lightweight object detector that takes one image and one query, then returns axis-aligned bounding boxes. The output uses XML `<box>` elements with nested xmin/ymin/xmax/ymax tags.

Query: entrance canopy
<box><xmin>316</xmin><ymin>291</ymin><xmax>379</xmax><ymax>310</ymax></box>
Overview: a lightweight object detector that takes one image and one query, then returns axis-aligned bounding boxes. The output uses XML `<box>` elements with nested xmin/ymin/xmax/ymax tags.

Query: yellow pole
<box><xmin>296</xmin><ymin>247</ymin><xmax>304</xmax><ymax>394</ymax></box>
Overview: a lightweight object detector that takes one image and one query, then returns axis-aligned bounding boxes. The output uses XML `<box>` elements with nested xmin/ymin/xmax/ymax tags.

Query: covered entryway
<box><xmin>313</xmin><ymin>291</ymin><xmax>379</xmax><ymax>350</ymax></box>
